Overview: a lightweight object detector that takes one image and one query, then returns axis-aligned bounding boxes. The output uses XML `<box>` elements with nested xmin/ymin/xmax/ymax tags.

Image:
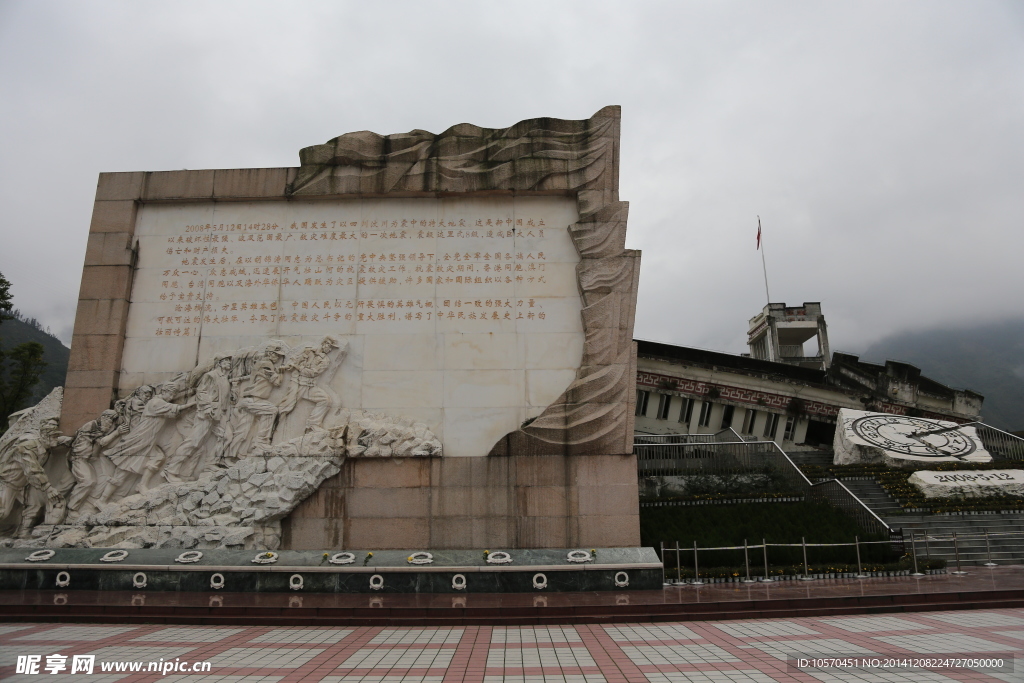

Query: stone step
<box><xmin>789</xmin><ymin>449</ymin><xmax>834</xmax><ymax>464</ymax></box>
<box><xmin>890</xmin><ymin>519</ymin><xmax>1024</xmax><ymax>528</ymax></box>
<box><xmin>890</xmin><ymin>519</ymin><xmax>1024</xmax><ymax>565</ymax></box>
<box><xmin>831</xmin><ymin>480</ymin><xmax>904</xmax><ymax>517</ymax></box>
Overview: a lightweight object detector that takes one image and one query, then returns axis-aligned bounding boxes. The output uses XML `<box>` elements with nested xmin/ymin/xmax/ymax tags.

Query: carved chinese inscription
<box><xmin>141</xmin><ymin>205</ymin><xmax>564</xmax><ymax>338</ymax></box>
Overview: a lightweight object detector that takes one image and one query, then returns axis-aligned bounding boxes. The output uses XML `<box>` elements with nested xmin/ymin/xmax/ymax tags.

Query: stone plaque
<box><xmin>908</xmin><ymin>469</ymin><xmax>1024</xmax><ymax>499</ymax></box>
<box><xmin>833</xmin><ymin>409</ymin><xmax>991</xmax><ymax>469</ymax></box>
<box><xmin>122</xmin><ymin>196</ymin><xmax>583</xmax><ymax>457</ymax></box>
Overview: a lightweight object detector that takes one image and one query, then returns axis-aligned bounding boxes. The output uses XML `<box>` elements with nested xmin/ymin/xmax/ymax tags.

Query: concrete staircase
<box><xmin>787</xmin><ymin>449</ymin><xmax>834</xmax><ymax>469</ymax></box>
<box><xmin>839</xmin><ymin>479</ymin><xmax>904</xmax><ymax>517</ymax></box>
<box><xmin>886</xmin><ymin>513</ymin><xmax>1024</xmax><ymax>567</ymax></box>
<box><xmin>779</xmin><ymin>445</ymin><xmax>1024</xmax><ymax>566</ymax></box>
<box><xmin>833</xmin><ymin>478</ymin><xmax>1024</xmax><ymax>566</ymax></box>
<box><xmin>786</xmin><ymin>450</ymin><xmax>1024</xmax><ymax>566</ymax></box>
<box><xmin>836</xmin><ymin>478</ymin><xmax>1024</xmax><ymax>566</ymax></box>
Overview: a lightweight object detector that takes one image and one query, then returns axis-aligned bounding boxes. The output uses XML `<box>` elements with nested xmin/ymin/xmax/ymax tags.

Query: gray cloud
<box><xmin>1</xmin><ymin>0</ymin><xmax>1021</xmax><ymax>351</ymax></box>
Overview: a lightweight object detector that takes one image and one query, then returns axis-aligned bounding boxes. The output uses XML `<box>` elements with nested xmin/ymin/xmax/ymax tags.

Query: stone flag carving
<box><xmin>293</xmin><ymin>109</ymin><xmax>639</xmax><ymax>457</ymax></box>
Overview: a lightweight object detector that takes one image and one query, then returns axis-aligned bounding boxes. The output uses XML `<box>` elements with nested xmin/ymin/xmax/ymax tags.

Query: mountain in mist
<box><xmin>863</xmin><ymin>318</ymin><xmax>1024</xmax><ymax>432</ymax></box>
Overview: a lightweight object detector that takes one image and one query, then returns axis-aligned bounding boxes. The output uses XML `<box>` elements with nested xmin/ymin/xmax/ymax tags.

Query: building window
<box><xmin>698</xmin><ymin>401</ymin><xmax>713</xmax><ymax>427</ymax></box>
<box><xmin>741</xmin><ymin>409</ymin><xmax>757</xmax><ymax>434</ymax></box>
<box><xmin>678</xmin><ymin>397</ymin><xmax>695</xmax><ymax>424</ymax></box>
<box><xmin>656</xmin><ymin>394</ymin><xmax>671</xmax><ymax>420</ymax></box>
<box><xmin>720</xmin><ymin>405</ymin><xmax>735</xmax><ymax>430</ymax></box>
<box><xmin>635</xmin><ymin>390</ymin><xmax>650</xmax><ymax>417</ymax></box>
<box><xmin>763</xmin><ymin>413</ymin><xmax>780</xmax><ymax>439</ymax></box>
<box><xmin>784</xmin><ymin>415</ymin><xmax>796</xmax><ymax>441</ymax></box>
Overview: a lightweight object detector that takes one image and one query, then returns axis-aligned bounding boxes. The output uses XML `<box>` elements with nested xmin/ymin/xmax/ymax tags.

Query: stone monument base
<box><xmin>283</xmin><ymin>453</ymin><xmax>641</xmax><ymax>551</ymax></box>
<box><xmin>0</xmin><ymin>547</ymin><xmax>662</xmax><ymax>593</ymax></box>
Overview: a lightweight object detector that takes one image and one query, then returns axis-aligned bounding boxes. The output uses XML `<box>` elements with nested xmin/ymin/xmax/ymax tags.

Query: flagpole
<box><xmin>758</xmin><ymin>216</ymin><xmax>771</xmax><ymax>304</ymax></box>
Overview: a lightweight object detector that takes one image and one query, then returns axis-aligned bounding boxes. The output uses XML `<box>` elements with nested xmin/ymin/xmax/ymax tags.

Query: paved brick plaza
<box><xmin>1</xmin><ymin>608</ymin><xmax>1021</xmax><ymax>682</ymax></box>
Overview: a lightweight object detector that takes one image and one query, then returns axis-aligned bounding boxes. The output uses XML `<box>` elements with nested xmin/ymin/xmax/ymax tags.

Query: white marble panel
<box><xmin>364</xmin><ymin>334</ymin><xmax>442</xmax><ymax>371</ymax></box>
<box><xmin>434</xmin><ymin>302</ymin><xmax>518</xmax><ymax>335</ymax></box>
<box><xmin>444</xmin><ymin>370</ymin><xmax>525</xmax><ymax>408</ymax></box>
<box><xmin>358</xmin><ymin>278</ymin><xmax>436</xmax><ymax>302</ymax></box>
<box><xmin>127</xmin><ymin>268</ymin><xmax>205</xmax><ymax>305</ymax></box>
<box><xmin>443</xmin><ymin>406</ymin><xmax>528</xmax><ymax>458</ymax></box>
<box><xmin>513</xmin><ymin>225</ymin><xmax>579</xmax><ymax>262</ymax></box>
<box><xmin>272</xmin><ymin>309</ymin><xmax>357</xmax><ymax>338</ymax></box>
<box><xmin>136</xmin><ymin>203</ymin><xmax>215</xmax><ymax>237</ymax></box>
<box><xmin>520</xmin><ymin>333</ymin><xmax>585</xmax><ymax>370</ymax></box>
<box><xmin>514</xmin><ymin>195</ymin><xmax>580</xmax><ymax>230</ymax></box>
<box><xmin>121</xmin><ymin>196</ymin><xmax>583</xmax><ymax>457</ymax></box>
<box><xmin>514</xmin><ymin>296</ymin><xmax>585</xmax><ymax>334</ymax></box>
<box><xmin>515</xmin><ymin>261</ymin><xmax>580</xmax><ymax>298</ymax></box>
<box><xmin>527</xmin><ymin>369</ymin><xmax>578</xmax><ymax>407</ymax></box>
<box><xmin>120</xmin><ymin>336</ymin><xmax>200</xmax><ymax>373</ymax></box>
<box><xmin>354</xmin><ymin>308</ymin><xmax>437</xmax><ymax>336</ymax></box>
<box><xmin>439</xmin><ymin>196</ymin><xmax>514</xmax><ymax>244</ymax></box>
<box><xmin>362</xmin><ymin>371</ymin><xmax>445</xmax><ymax>409</ymax></box>
<box><xmin>442</xmin><ymin>333</ymin><xmax>518</xmax><ymax>370</ymax></box>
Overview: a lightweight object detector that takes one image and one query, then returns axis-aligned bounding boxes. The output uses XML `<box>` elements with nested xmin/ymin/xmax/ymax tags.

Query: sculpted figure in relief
<box><xmin>226</xmin><ymin>342</ymin><xmax>286</xmax><ymax>461</ymax></box>
<box><xmin>114</xmin><ymin>385</ymin><xmax>153</xmax><ymax>435</ymax></box>
<box><xmin>164</xmin><ymin>356</ymin><xmax>232</xmax><ymax>481</ymax></box>
<box><xmin>99</xmin><ymin>385</ymin><xmax>195</xmax><ymax>502</ymax></box>
<box><xmin>0</xmin><ymin>418</ymin><xmax>72</xmax><ymax>537</ymax></box>
<box><xmin>67</xmin><ymin>409</ymin><xmax>118</xmax><ymax>517</ymax></box>
<box><xmin>279</xmin><ymin>336</ymin><xmax>345</xmax><ymax>429</ymax></box>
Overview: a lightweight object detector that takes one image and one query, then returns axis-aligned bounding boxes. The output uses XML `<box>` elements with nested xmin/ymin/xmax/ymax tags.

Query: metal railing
<box><xmin>636</xmin><ymin>439</ymin><xmax>897</xmax><ymax>541</ymax></box>
<box><xmin>976</xmin><ymin>424</ymin><xmax>1024</xmax><ymax>461</ymax></box>
<box><xmin>908</xmin><ymin>528</ymin><xmax>1024</xmax><ymax>572</ymax></box>
<box><xmin>634</xmin><ymin>428</ymin><xmax>744</xmax><ymax>446</ymax></box>
<box><xmin>659</xmin><ymin>535</ymin><xmax>905</xmax><ymax>585</ymax></box>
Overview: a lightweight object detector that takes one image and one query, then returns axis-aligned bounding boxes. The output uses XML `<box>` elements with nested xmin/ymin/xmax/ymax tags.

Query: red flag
<box><xmin>756</xmin><ymin>218</ymin><xmax>761</xmax><ymax>250</ymax></box>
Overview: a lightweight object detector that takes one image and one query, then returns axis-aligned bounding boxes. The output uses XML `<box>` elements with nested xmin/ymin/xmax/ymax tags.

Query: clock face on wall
<box><xmin>850</xmin><ymin>415</ymin><xmax>977</xmax><ymax>458</ymax></box>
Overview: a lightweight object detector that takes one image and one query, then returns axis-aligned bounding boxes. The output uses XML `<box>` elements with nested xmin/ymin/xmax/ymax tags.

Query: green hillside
<box><xmin>0</xmin><ymin>314</ymin><xmax>70</xmax><ymax>405</ymax></box>
<box><xmin>864</xmin><ymin>318</ymin><xmax>1024</xmax><ymax>432</ymax></box>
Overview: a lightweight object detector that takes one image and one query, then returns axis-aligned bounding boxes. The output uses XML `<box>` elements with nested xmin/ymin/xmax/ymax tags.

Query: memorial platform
<box><xmin>2</xmin><ymin>565</ymin><xmax>1023</xmax><ymax>626</ymax></box>
<box><xmin>0</xmin><ymin>547</ymin><xmax>663</xmax><ymax>594</ymax></box>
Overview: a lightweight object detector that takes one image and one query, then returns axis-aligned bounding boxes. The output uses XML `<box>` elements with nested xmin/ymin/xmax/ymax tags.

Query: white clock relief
<box><xmin>833</xmin><ymin>408</ymin><xmax>992</xmax><ymax>468</ymax></box>
<box><xmin>850</xmin><ymin>415</ymin><xmax>977</xmax><ymax>459</ymax></box>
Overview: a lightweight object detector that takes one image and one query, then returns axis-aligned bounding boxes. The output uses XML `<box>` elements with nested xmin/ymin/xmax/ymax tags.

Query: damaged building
<box><xmin>634</xmin><ymin>302</ymin><xmax>983</xmax><ymax>450</ymax></box>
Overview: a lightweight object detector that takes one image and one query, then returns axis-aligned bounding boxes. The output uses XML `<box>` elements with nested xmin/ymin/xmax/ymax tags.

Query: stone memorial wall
<box><xmin>6</xmin><ymin>107</ymin><xmax>642</xmax><ymax>551</ymax></box>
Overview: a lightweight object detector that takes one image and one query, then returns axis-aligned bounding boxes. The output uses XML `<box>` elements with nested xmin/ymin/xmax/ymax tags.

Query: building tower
<box><xmin>746</xmin><ymin>302</ymin><xmax>831</xmax><ymax>370</ymax></box>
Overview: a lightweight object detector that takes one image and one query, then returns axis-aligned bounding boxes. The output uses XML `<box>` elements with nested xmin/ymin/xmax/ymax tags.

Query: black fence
<box><xmin>658</xmin><ymin>533</ymin><xmax>910</xmax><ymax>583</ymax></box>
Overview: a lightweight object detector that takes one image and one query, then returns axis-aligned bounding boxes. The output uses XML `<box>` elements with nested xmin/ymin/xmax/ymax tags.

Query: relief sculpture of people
<box><xmin>278</xmin><ymin>336</ymin><xmax>346</xmax><ymax>429</ymax></box>
<box><xmin>164</xmin><ymin>355</ymin><xmax>233</xmax><ymax>482</ymax></box>
<box><xmin>0</xmin><ymin>418</ymin><xmax>72</xmax><ymax>538</ymax></box>
<box><xmin>0</xmin><ymin>334</ymin><xmax>412</xmax><ymax>541</ymax></box>
<box><xmin>226</xmin><ymin>341</ymin><xmax>286</xmax><ymax>461</ymax></box>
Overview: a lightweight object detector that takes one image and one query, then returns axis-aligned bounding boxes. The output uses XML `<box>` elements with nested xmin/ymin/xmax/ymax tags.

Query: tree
<box><xmin>0</xmin><ymin>342</ymin><xmax>47</xmax><ymax>432</ymax></box>
<box><xmin>0</xmin><ymin>271</ymin><xmax>49</xmax><ymax>433</ymax></box>
<box><xmin>0</xmin><ymin>270</ymin><xmax>11</xmax><ymax>325</ymax></box>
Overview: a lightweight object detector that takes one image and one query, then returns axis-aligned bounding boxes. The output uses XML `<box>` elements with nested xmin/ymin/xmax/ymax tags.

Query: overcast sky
<box><xmin>1</xmin><ymin>1</ymin><xmax>1022</xmax><ymax>356</ymax></box>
